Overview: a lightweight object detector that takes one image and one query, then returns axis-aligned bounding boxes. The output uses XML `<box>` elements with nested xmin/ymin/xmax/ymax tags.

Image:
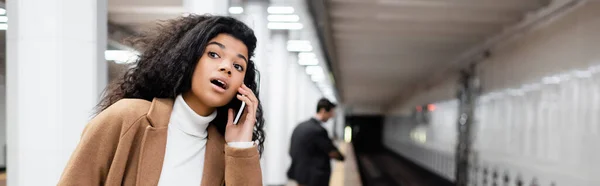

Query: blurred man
<box><xmin>288</xmin><ymin>98</ymin><xmax>345</xmax><ymax>186</ymax></box>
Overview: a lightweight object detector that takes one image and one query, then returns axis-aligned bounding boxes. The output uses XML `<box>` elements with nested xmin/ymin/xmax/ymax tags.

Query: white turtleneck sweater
<box><xmin>157</xmin><ymin>95</ymin><xmax>253</xmax><ymax>185</ymax></box>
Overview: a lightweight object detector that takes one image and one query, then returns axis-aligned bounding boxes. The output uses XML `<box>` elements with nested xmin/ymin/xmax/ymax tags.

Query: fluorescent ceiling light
<box><xmin>298</xmin><ymin>52</ymin><xmax>318</xmax><ymax>65</ymax></box>
<box><xmin>0</xmin><ymin>16</ymin><xmax>7</xmax><ymax>23</ymax></box>
<box><xmin>105</xmin><ymin>50</ymin><xmax>139</xmax><ymax>64</ymax></box>
<box><xmin>268</xmin><ymin>15</ymin><xmax>300</xmax><ymax>22</ymax></box>
<box><xmin>229</xmin><ymin>7</ymin><xmax>244</xmax><ymax>14</ymax></box>
<box><xmin>0</xmin><ymin>23</ymin><xmax>7</xmax><ymax>30</ymax></box>
<box><xmin>311</xmin><ymin>74</ymin><xmax>325</xmax><ymax>82</ymax></box>
<box><xmin>0</xmin><ymin>8</ymin><xmax>5</xmax><ymax>15</ymax></box>
<box><xmin>305</xmin><ymin>66</ymin><xmax>323</xmax><ymax>75</ymax></box>
<box><xmin>298</xmin><ymin>58</ymin><xmax>318</xmax><ymax>66</ymax></box>
<box><xmin>267</xmin><ymin>6</ymin><xmax>294</xmax><ymax>14</ymax></box>
<box><xmin>268</xmin><ymin>22</ymin><xmax>303</xmax><ymax>30</ymax></box>
<box><xmin>287</xmin><ymin>40</ymin><xmax>312</xmax><ymax>52</ymax></box>
<box><xmin>317</xmin><ymin>83</ymin><xmax>329</xmax><ymax>89</ymax></box>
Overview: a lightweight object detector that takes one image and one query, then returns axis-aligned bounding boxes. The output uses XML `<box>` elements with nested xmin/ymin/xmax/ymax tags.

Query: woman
<box><xmin>58</xmin><ymin>15</ymin><xmax>264</xmax><ymax>186</ymax></box>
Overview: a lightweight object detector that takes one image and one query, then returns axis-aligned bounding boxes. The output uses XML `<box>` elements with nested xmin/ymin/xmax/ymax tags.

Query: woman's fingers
<box><xmin>235</xmin><ymin>84</ymin><xmax>259</xmax><ymax>127</ymax></box>
<box><xmin>238</xmin><ymin>85</ymin><xmax>258</xmax><ymax>109</ymax></box>
<box><xmin>242</xmin><ymin>84</ymin><xmax>258</xmax><ymax>104</ymax></box>
<box><xmin>236</xmin><ymin>94</ymin><xmax>254</xmax><ymax>114</ymax></box>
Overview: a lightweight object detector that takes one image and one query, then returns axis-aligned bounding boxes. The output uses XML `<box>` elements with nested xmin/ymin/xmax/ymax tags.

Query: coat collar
<box><xmin>310</xmin><ymin>117</ymin><xmax>322</xmax><ymax>125</ymax></box>
<box><xmin>146</xmin><ymin>98</ymin><xmax>174</xmax><ymax>128</ymax></box>
<box><xmin>136</xmin><ymin>98</ymin><xmax>226</xmax><ymax>186</ymax></box>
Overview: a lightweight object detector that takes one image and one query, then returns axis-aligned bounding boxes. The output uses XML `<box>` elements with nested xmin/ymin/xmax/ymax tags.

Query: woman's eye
<box><xmin>208</xmin><ymin>52</ymin><xmax>220</xmax><ymax>58</ymax></box>
<box><xmin>234</xmin><ymin>64</ymin><xmax>244</xmax><ymax>71</ymax></box>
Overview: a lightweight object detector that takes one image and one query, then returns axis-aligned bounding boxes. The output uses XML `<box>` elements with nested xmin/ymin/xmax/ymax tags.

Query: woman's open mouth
<box><xmin>210</xmin><ymin>78</ymin><xmax>228</xmax><ymax>93</ymax></box>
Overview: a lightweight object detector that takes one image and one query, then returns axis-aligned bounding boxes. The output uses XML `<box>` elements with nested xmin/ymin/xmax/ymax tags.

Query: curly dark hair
<box><xmin>98</xmin><ymin>15</ymin><xmax>265</xmax><ymax>155</ymax></box>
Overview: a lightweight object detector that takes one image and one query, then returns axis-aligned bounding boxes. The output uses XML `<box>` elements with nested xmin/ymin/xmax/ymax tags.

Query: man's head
<box><xmin>315</xmin><ymin>98</ymin><xmax>336</xmax><ymax>122</ymax></box>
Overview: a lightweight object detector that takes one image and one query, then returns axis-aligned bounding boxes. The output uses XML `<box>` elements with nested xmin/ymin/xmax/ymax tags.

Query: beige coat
<box><xmin>58</xmin><ymin>98</ymin><xmax>262</xmax><ymax>186</ymax></box>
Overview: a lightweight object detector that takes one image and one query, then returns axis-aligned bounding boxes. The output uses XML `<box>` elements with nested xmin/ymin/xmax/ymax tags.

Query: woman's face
<box><xmin>188</xmin><ymin>33</ymin><xmax>249</xmax><ymax>108</ymax></box>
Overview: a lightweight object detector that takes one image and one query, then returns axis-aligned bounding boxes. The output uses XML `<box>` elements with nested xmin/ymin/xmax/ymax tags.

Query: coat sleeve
<box><xmin>224</xmin><ymin>145</ymin><xmax>263</xmax><ymax>185</ymax></box>
<box><xmin>314</xmin><ymin>128</ymin><xmax>340</xmax><ymax>156</ymax></box>
<box><xmin>57</xmin><ymin>106</ymin><xmax>128</xmax><ymax>186</ymax></box>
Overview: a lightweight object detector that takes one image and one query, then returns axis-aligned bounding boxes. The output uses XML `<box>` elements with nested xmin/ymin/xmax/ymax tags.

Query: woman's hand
<box><xmin>225</xmin><ymin>84</ymin><xmax>259</xmax><ymax>143</ymax></box>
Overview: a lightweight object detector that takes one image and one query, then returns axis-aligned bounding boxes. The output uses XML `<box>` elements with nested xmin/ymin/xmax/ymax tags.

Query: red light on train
<box><xmin>427</xmin><ymin>104</ymin><xmax>436</xmax><ymax>111</ymax></box>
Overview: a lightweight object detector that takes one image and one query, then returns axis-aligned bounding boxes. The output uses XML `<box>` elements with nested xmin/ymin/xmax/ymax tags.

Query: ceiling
<box><xmin>106</xmin><ymin>0</ymin><xmax>552</xmax><ymax>114</ymax></box>
<box><xmin>315</xmin><ymin>0</ymin><xmax>551</xmax><ymax>113</ymax></box>
<box><xmin>108</xmin><ymin>0</ymin><xmax>184</xmax><ymax>33</ymax></box>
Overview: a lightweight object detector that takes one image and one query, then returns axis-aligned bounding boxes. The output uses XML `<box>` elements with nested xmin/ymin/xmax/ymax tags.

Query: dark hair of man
<box><xmin>316</xmin><ymin>98</ymin><xmax>336</xmax><ymax>113</ymax></box>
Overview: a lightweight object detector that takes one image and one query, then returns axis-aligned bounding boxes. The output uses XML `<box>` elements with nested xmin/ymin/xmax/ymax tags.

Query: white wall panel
<box><xmin>384</xmin><ymin>2</ymin><xmax>600</xmax><ymax>186</ymax></box>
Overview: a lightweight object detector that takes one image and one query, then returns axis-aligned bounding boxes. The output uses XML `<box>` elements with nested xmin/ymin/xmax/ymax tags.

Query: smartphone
<box><xmin>233</xmin><ymin>72</ymin><xmax>260</xmax><ymax>125</ymax></box>
<box><xmin>233</xmin><ymin>100</ymin><xmax>245</xmax><ymax>125</ymax></box>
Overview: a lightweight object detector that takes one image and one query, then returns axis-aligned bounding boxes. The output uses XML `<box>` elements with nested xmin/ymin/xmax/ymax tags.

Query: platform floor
<box><xmin>287</xmin><ymin>141</ymin><xmax>362</xmax><ymax>186</ymax></box>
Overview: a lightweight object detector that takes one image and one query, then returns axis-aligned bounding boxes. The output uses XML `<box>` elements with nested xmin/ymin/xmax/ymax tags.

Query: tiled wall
<box><xmin>472</xmin><ymin>65</ymin><xmax>600</xmax><ymax>186</ymax></box>
<box><xmin>385</xmin><ymin>68</ymin><xmax>600</xmax><ymax>185</ymax></box>
<box><xmin>384</xmin><ymin>2</ymin><xmax>600</xmax><ymax>186</ymax></box>
<box><xmin>383</xmin><ymin>100</ymin><xmax>457</xmax><ymax>182</ymax></box>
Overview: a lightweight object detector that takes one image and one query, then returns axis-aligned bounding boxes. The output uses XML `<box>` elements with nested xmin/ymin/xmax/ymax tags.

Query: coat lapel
<box><xmin>133</xmin><ymin>98</ymin><xmax>227</xmax><ymax>186</ymax></box>
<box><xmin>201</xmin><ymin>125</ymin><xmax>226</xmax><ymax>186</ymax></box>
<box><xmin>136</xmin><ymin>98</ymin><xmax>173</xmax><ymax>185</ymax></box>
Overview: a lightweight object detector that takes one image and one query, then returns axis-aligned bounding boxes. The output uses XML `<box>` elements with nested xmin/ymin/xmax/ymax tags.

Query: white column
<box><xmin>305</xmin><ymin>69</ymin><xmax>315</xmax><ymax>121</ymax></box>
<box><xmin>309</xmin><ymin>78</ymin><xmax>317</xmax><ymax>117</ymax></box>
<box><xmin>243</xmin><ymin>0</ymin><xmax>271</xmax><ymax>183</ymax></box>
<box><xmin>297</xmin><ymin>66</ymin><xmax>309</xmax><ymax>122</ymax></box>
<box><xmin>285</xmin><ymin>52</ymin><xmax>299</xmax><ymax>173</ymax></box>
<box><xmin>265</xmin><ymin>30</ymin><xmax>289</xmax><ymax>185</ymax></box>
<box><xmin>6</xmin><ymin>0</ymin><xmax>107</xmax><ymax>185</ymax></box>
<box><xmin>286</xmin><ymin>54</ymin><xmax>299</xmax><ymax>132</ymax></box>
<box><xmin>308</xmin><ymin>80</ymin><xmax>320</xmax><ymax>117</ymax></box>
<box><xmin>0</xmin><ymin>85</ymin><xmax>5</xmax><ymax>168</ymax></box>
<box><xmin>183</xmin><ymin>0</ymin><xmax>229</xmax><ymax>15</ymax></box>
<box><xmin>244</xmin><ymin>0</ymin><xmax>270</xmax><ymax>104</ymax></box>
